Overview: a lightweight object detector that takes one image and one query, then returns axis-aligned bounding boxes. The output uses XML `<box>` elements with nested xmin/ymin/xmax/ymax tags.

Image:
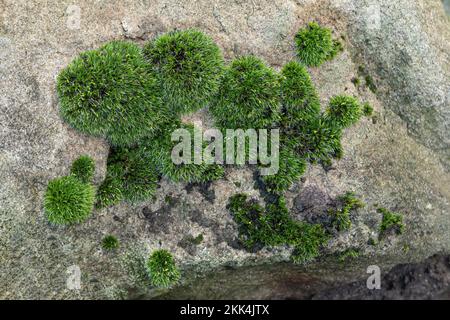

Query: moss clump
<box><xmin>144</xmin><ymin>29</ymin><xmax>224</xmax><ymax>114</ymax></box>
<box><xmin>378</xmin><ymin>207</ymin><xmax>405</xmax><ymax>236</ymax></box>
<box><xmin>146</xmin><ymin>249</ymin><xmax>181</xmax><ymax>288</ymax></box>
<box><xmin>362</xmin><ymin>102</ymin><xmax>374</xmax><ymax>117</ymax></box>
<box><xmin>97</xmin><ymin>146</ymin><xmax>159</xmax><ymax>206</ymax></box>
<box><xmin>102</xmin><ymin>235</ymin><xmax>120</xmax><ymax>250</ymax></box>
<box><xmin>338</xmin><ymin>248</ymin><xmax>360</xmax><ymax>263</ymax></box>
<box><xmin>70</xmin><ymin>155</ymin><xmax>95</xmax><ymax>184</ymax></box>
<box><xmin>210</xmin><ymin>56</ymin><xmax>280</xmax><ymax>129</ymax></box>
<box><xmin>329</xmin><ymin>192</ymin><xmax>365</xmax><ymax>232</ymax></box>
<box><xmin>228</xmin><ymin>194</ymin><xmax>328</xmax><ymax>264</ymax></box>
<box><xmin>95</xmin><ymin>176</ymin><xmax>123</xmax><ymax>208</ymax></box>
<box><xmin>261</xmin><ymin>147</ymin><xmax>307</xmax><ymax>194</ymax></box>
<box><xmin>295</xmin><ymin>22</ymin><xmax>340</xmax><ymax>67</ymax></box>
<box><xmin>280</xmin><ymin>61</ymin><xmax>320</xmax><ymax>127</ymax></box>
<box><xmin>325</xmin><ymin>95</ymin><xmax>362</xmax><ymax>129</ymax></box>
<box><xmin>140</xmin><ymin>122</ymin><xmax>224</xmax><ymax>183</ymax></box>
<box><xmin>57</xmin><ymin>41</ymin><xmax>168</xmax><ymax>146</ymax></box>
<box><xmin>44</xmin><ymin>176</ymin><xmax>95</xmax><ymax>224</ymax></box>
<box><xmin>293</xmin><ymin>116</ymin><xmax>343</xmax><ymax>164</ymax></box>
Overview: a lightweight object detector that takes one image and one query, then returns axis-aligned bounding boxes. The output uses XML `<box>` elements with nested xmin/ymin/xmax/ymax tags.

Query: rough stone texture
<box><xmin>0</xmin><ymin>0</ymin><xmax>449</xmax><ymax>299</ymax></box>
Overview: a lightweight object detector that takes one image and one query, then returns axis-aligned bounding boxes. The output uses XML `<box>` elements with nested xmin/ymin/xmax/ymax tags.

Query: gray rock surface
<box><xmin>0</xmin><ymin>0</ymin><xmax>449</xmax><ymax>299</ymax></box>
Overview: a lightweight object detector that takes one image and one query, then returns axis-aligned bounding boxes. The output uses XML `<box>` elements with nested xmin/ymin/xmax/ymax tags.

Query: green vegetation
<box><xmin>362</xmin><ymin>102</ymin><xmax>374</xmax><ymax>117</ymax></box>
<box><xmin>210</xmin><ymin>56</ymin><xmax>280</xmax><ymax>129</ymax></box>
<box><xmin>70</xmin><ymin>155</ymin><xmax>95</xmax><ymax>184</ymax></box>
<box><xmin>280</xmin><ymin>61</ymin><xmax>320</xmax><ymax>127</ymax></box>
<box><xmin>338</xmin><ymin>248</ymin><xmax>360</xmax><ymax>262</ymax></box>
<box><xmin>295</xmin><ymin>22</ymin><xmax>342</xmax><ymax>67</ymax></box>
<box><xmin>57</xmin><ymin>41</ymin><xmax>168</xmax><ymax>146</ymax></box>
<box><xmin>144</xmin><ymin>29</ymin><xmax>224</xmax><ymax>114</ymax></box>
<box><xmin>325</xmin><ymin>95</ymin><xmax>362</xmax><ymax>129</ymax></box>
<box><xmin>146</xmin><ymin>249</ymin><xmax>181</xmax><ymax>288</ymax></box>
<box><xmin>357</xmin><ymin>65</ymin><xmax>377</xmax><ymax>93</ymax></box>
<box><xmin>228</xmin><ymin>194</ymin><xmax>329</xmax><ymax>264</ymax></box>
<box><xmin>44</xmin><ymin>175</ymin><xmax>95</xmax><ymax>224</ymax></box>
<box><xmin>378</xmin><ymin>207</ymin><xmax>405</xmax><ymax>236</ymax></box>
<box><xmin>97</xmin><ymin>146</ymin><xmax>159</xmax><ymax>206</ymax></box>
<box><xmin>140</xmin><ymin>122</ymin><xmax>224</xmax><ymax>183</ymax></box>
<box><xmin>329</xmin><ymin>192</ymin><xmax>365</xmax><ymax>232</ymax></box>
<box><xmin>261</xmin><ymin>147</ymin><xmax>307</xmax><ymax>194</ymax></box>
<box><xmin>102</xmin><ymin>235</ymin><xmax>120</xmax><ymax>250</ymax></box>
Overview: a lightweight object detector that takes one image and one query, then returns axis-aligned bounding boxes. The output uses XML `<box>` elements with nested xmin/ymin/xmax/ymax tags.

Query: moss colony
<box><xmin>51</xmin><ymin>24</ymin><xmax>395</xmax><ymax>286</ymax></box>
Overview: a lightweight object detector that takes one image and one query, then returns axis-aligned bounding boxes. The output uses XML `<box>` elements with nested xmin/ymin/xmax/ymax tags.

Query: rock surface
<box><xmin>0</xmin><ymin>0</ymin><xmax>449</xmax><ymax>299</ymax></box>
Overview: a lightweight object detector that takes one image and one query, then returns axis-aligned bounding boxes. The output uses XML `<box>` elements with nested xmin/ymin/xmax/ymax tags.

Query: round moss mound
<box><xmin>57</xmin><ymin>40</ymin><xmax>167</xmax><ymax>146</ymax></box>
<box><xmin>147</xmin><ymin>249</ymin><xmax>181</xmax><ymax>288</ymax></box>
<box><xmin>70</xmin><ymin>155</ymin><xmax>95</xmax><ymax>184</ymax></box>
<box><xmin>211</xmin><ymin>56</ymin><xmax>280</xmax><ymax>129</ymax></box>
<box><xmin>326</xmin><ymin>95</ymin><xmax>362</xmax><ymax>128</ymax></box>
<box><xmin>101</xmin><ymin>235</ymin><xmax>120</xmax><ymax>250</ymax></box>
<box><xmin>44</xmin><ymin>176</ymin><xmax>95</xmax><ymax>224</ymax></box>
<box><xmin>280</xmin><ymin>61</ymin><xmax>320</xmax><ymax>127</ymax></box>
<box><xmin>141</xmin><ymin>122</ymin><xmax>224</xmax><ymax>183</ymax></box>
<box><xmin>99</xmin><ymin>146</ymin><xmax>159</xmax><ymax>205</ymax></box>
<box><xmin>295</xmin><ymin>22</ymin><xmax>335</xmax><ymax>67</ymax></box>
<box><xmin>144</xmin><ymin>29</ymin><xmax>224</xmax><ymax>114</ymax></box>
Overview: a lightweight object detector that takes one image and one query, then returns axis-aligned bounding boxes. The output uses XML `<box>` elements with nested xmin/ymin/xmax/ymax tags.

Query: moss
<box><xmin>146</xmin><ymin>249</ymin><xmax>181</xmax><ymax>288</ymax></box>
<box><xmin>228</xmin><ymin>194</ymin><xmax>328</xmax><ymax>264</ymax></box>
<box><xmin>102</xmin><ymin>235</ymin><xmax>120</xmax><ymax>250</ymax></box>
<box><xmin>57</xmin><ymin>40</ymin><xmax>168</xmax><ymax>146</ymax></box>
<box><xmin>368</xmin><ymin>238</ymin><xmax>378</xmax><ymax>246</ymax></box>
<box><xmin>357</xmin><ymin>65</ymin><xmax>377</xmax><ymax>93</ymax></box>
<box><xmin>140</xmin><ymin>122</ymin><xmax>224</xmax><ymax>183</ymax></box>
<box><xmin>144</xmin><ymin>29</ymin><xmax>224</xmax><ymax>114</ymax></box>
<box><xmin>98</xmin><ymin>146</ymin><xmax>159</xmax><ymax>206</ymax></box>
<box><xmin>325</xmin><ymin>95</ymin><xmax>362</xmax><ymax>129</ymax></box>
<box><xmin>338</xmin><ymin>248</ymin><xmax>360</xmax><ymax>263</ymax></box>
<box><xmin>295</xmin><ymin>22</ymin><xmax>340</xmax><ymax>67</ymax></box>
<box><xmin>44</xmin><ymin>176</ymin><xmax>95</xmax><ymax>224</ymax></box>
<box><xmin>378</xmin><ymin>207</ymin><xmax>405</xmax><ymax>236</ymax></box>
<box><xmin>365</xmin><ymin>75</ymin><xmax>377</xmax><ymax>93</ymax></box>
<box><xmin>362</xmin><ymin>102</ymin><xmax>374</xmax><ymax>117</ymax></box>
<box><xmin>261</xmin><ymin>147</ymin><xmax>307</xmax><ymax>194</ymax></box>
<box><xmin>70</xmin><ymin>155</ymin><xmax>95</xmax><ymax>184</ymax></box>
<box><xmin>279</xmin><ymin>61</ymin><xmax>320</xmax><ymax>127</ymax></box>
<box><xmin>292</xmin><ymin>116</ymin><xmax>344</xmax><ymax>164</ymax></box>
<box><xmin>210</xmin><ymin>56</ymin><xmax>281</xmax><ymax>129</ymax></box>
<box><xmin>328</xmin><ymin>39</ymin><xmax>344</xmax><ymax>60</ymax></box>
<box><xmin>351</xmin><ymin>77</ymin><xmax>361</xmax><ymax>87</ymax></box>
<box><xmin>329</xmin><ymin>192</ymin><xmax>365</xmax><ymax>232</ymax></box>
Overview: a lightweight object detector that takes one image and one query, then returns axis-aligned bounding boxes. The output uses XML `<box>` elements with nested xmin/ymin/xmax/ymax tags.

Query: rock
<box><xmin>0</xmin><ymin>0</ymin><xmax>449</xmax><ymax>299</ymax></box>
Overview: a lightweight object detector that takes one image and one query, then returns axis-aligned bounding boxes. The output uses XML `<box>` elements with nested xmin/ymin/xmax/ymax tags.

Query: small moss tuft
<box><xmin>102</xmin><ymin>235</ymin><xmax>120</xmax><ymax>250</ymax></box>
<box><xmin>44</xmin><ymin>176</ymin><xmax>95</xmax><ymax>224</ymax></box>
<box><xmin>210</xmin><ymin>56</ymin><xmax>280</xmax><ymax>129</ymax></box>
<box><xmin>338</xmin><ymin>248</ymin><xmax>360</xmax><ymax>263</ymax></box>
<box><xmin>295</xmin><ymin>22</ymin><xmax>339</xmax><ymax>67</ymax></box>
<box><xmin>378</xmin><ymin>207</ymin><xmax>405</xmax><ymax>236</ymax></box>
<box><xmin>362</xmin><ymin>102</ymin><xmax>374</xmax><ymax>117</ymax></box>
<box><xmin>146</xmin><ymin>249</ymin><xmax>181</xmax><ymax>288</ymax></box>
<box><xmin>70</xmin><ymin>155</ymin><xmax>95</xmax><ymax>184</ymax></box>
<box><xmin>57</xmin><ymin>40</ymin><xmax>168</xmax><ymax>146</ymax></box>
<box><xmin>144</xmin><ymin>29</ymin><xmax>224</xmax><ymax>114</ymax></box>
<box><xmin>325</xmin><ymin>95</ymin><xmax>362</xmax><ymax>129</ymax></box>
<box><xmin>329</xmin><ymin>192</ymin><xmax>365</xmax><ymax>232</ymax></box>
<box><xmin>228</xmin><ymin>194</ymin><xmax>328</xmax><ymax>264</ymax></box>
